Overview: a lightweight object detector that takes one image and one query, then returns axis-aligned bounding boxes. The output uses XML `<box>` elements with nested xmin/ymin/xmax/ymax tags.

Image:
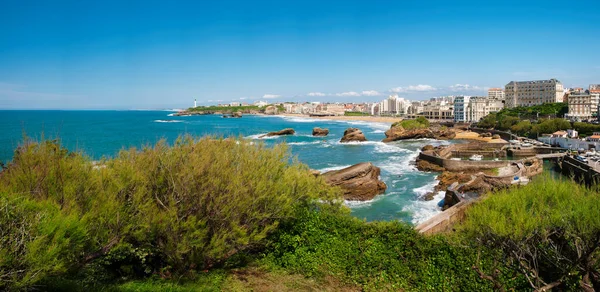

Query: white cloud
<box><xmin>307</xmin><ymin>92</ymin><xmax>327</xmax><ymax>97</ymax></box>
<box><xmin>239</xmin><ymin>97</ymin><xmax>247</xmax><ymax>100</ymax></box>
<box><xmin>449</xmin><ymin>84</ymin><xmax>484</xmax><ymax>92</ymax></box>
<box><xmin>335</xmin><ymin>91</ymin><xmax>361</xmax><ymax>97</ymax></box>
<box><xmin>361</xmin><ymin>90</ymin><xmax>381</xmax><ymax>96</ymax></box>
<box><xmin>262</xmin><ymin>94</ymin><xmax>281</xmax><ymax>99</ymax></box>
<box><xmin>390</xmin><ymin>85</ymin><xmax>437</xmax><ymax>93</ymax></box>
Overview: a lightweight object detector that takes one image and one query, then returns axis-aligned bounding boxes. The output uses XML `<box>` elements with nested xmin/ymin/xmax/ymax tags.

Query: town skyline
<box><xmin>1</xmin><ymin>0</ymin><xmax>599</xmax><ymax>109</ymax></box>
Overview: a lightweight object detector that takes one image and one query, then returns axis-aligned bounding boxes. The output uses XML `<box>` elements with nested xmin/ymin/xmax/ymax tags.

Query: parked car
<box><xmin>575</xmin><ymin>155</ymin><xmax>588</xmax><ymax>163</ymax></box>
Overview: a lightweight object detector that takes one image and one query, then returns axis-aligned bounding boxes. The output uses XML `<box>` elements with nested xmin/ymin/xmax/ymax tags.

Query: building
<box><xmin>421</xmin><ymin>100</ymin><xmax>453</xmax><ymax>121</ymax></box>
<box><xmin>587</xmin><ymin>132</ymin><xmax>600</xmax><ymax>142</ymax></box>
<box><xmin>254</xmin><ymin>101</ymin><xmax>268</xmax><ymax>107</ymax></box>
<box><xmin>504</xmin><ymin>79</ymin><xmax>565</xmax><ymax>108</ymax></box>
<box><xmin>453</xmin><ymin>96</ymin><xmax>471</xmax><ymax>122</ymax></box>
<box><xmin>467</xmin><ymin>97</ymin><xmax>504</xmax><ymax>122</ymax></box>
<box><xmin>589</xmin><ymin>84</ymin><xmax>600</xmax><ymax>94</ymax></box>
<box><xmin>379</xmin><ymin>95</ymin><xmax>410</xmax><ymax>115</ymax></box>
<box><xmin>487</xmin><ymin>88</ymin><xmax>505</xmax><ymax>101</ymax></box>
<box><xmin>567</xmin><ymin>93</ymin><xmax>593</xmax><ymax>121</ymax></box>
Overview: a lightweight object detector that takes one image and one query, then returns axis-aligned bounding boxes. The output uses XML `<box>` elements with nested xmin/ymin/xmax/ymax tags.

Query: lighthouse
<box><xmin>194</xmin><ymin>98</ymin><xmax>197</xmax><ymax>108</ymax></box>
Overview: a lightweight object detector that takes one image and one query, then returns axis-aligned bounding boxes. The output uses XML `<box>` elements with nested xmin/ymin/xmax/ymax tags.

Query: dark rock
<box><xmin>421</xmin><ymin>145</ymin><xmax>435</xmax><ymax>151</ymax></box>
<box><xmin>312</xmin><ymin>127</ymin><xmax>329</xmax><ymax>136</ymax></box>
<box><xmin>322</xmin><ymin>162</ymin><xmax>387</xmax><ymax>201</ymax></box>
<box><xmin>416</xmin><ymin>159</ymin><xmax>445</xmax><ymax>172</ymax></box>
<box><xmin>260</xmin><ymin>128</ymin><xmax>295</xmax><ymax>138</ymax></box>
<box><xmin>340</xmin><ymin>128</ymin><xmax>367</xmax><ymax>143</ymax></box>
<box><xmin>232</xmin><ymin>111</ymin><xmax>243</xmax><ymax>118</ymax></box>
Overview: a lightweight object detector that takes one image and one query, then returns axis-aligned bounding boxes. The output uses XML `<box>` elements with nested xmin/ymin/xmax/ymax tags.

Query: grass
<box><xmin>344</xmin><ymin>111</ymin><xmax>371</xmax><ymax>116</ymax></box>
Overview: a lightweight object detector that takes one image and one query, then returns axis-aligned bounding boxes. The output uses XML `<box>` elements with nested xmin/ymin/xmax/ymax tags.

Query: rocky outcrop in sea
<box><xmin>260</xmin><ymin>128</ymin><xmax>295</xmax><ymax>138</ymax></box>
<box><xmin>340</xmin><ymin>128</ymin><xmax>367</xmax><ymax>142</ymax></box>
<box><xmin>312</xmin><ymin>127</ymin><xmax>329</xmax><ymax>136</ymax></box>
<box><xmin>382</xmin><ymin>124</ymin><xmax>456</xmax><ymax>142</ymax></box>
<box><xmin>321</xmin><ymin>162</ymin><xmax>387</xmax><ymax>201</ymax></box>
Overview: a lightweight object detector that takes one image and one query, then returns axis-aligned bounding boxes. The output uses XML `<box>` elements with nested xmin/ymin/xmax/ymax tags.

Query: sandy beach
<box><xmin>277</xmin><ymin>113</ymin><xmax>401</xmax><ymax>124</ymax></box>
<box><xmin>454</xmin><ymin>131</ymin><xmax>508</xmax><ymax>143</ymax></box>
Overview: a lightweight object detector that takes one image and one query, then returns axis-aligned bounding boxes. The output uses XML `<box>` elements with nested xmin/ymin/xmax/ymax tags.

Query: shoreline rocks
<box><xmin>382</xmin><ymin>124</ymin><xmax>456</xmax><ymax>142</ymax></box>
<box><xmin>260</xmin><ymin>128</ymin><xmax>295</xmax><ymax>138</ymax></box>
<box><xmin>312</xmin><ymin>127</ymin><xmax>329</xmax><ymax>137</ymax></box>
<box><xmin>340</xmin><ymin>128</ymin><xmax>367</xmax><ymax>143</ymax></box>
<box><xmin>321</xmin><ymin>162</ymin><xmax>387</xmax><ymax>201</ymax></box>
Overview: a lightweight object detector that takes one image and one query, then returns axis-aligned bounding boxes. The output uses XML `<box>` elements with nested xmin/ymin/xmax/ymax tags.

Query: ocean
<box><xmin>0</xmin><ymin>110</ymin><xmax>451</xmax><ymax>224</ymax></box>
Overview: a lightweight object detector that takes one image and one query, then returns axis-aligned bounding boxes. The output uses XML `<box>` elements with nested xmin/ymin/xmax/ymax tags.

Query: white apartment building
<box><xmin>487</xmin><ymin>88</ymin><xmax>505</xmax><ymax>101</ymax></box>
<box><xmin>453</xmin><ymin>96</ymin><xmax>471</xmax><ymax>122</ymax></box>
<box><xmin>254</xmin><ymin>101</ymin><xmax>268</xmax><ymax>107</ymax></box>
<box><xmin>504</xmin><ymin>79</ymin><xmax>564</xmax><ymax>108</ymax></box>
<box><xmin>379</xmin><ymin>95</ymin><xmax>410</xmax><ymax>115</ymax></box>
<box><xmin>467</xmin><ymin>97</ymin><xmax>504</xmax><ymax>122</ymax></box>
<box><xmin>407</xmin><ymin>101</ymin><xmax>424</xmax><ymax>115</ymax></box>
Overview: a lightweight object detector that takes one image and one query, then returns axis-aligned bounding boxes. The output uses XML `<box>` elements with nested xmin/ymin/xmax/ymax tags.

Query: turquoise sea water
<box><xmin>0</xmin><ymin>110</ymin><xmax>451</xmax><ymax>224</ymax></box>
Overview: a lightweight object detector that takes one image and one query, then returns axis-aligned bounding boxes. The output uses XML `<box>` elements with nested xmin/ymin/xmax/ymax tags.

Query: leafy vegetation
<box><xmin>458</xmin><ymin>174</ymin><xmax>600</xmax><ymax>291</ymax></box>
<box><xmin>1</xmin><ymin>137</ymin><xmax>598</xmax><ymax>291</ymax></box>
<box><xmin>392</xmin><ymin>116</ymin><xmax>430</xmax><ymax>130</ymax></box>
<box><xmin>0</xmin><ymin>137</ymin><xmax>339</xmax><ymax>290</ymax></box>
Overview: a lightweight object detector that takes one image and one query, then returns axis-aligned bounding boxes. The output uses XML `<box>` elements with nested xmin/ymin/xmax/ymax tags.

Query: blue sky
<box><xmin>0</xmin><ymin>0</ymin><xmax>599</xmax><ymax>109</ymax></box>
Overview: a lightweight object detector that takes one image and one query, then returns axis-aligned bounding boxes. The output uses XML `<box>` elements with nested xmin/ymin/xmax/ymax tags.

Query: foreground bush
<box><xmin>459</xmin><ymin>174</ymin><xmax>600</xmax><ymax>291</ymax></box>
<box><xmin>0</xmin><ymin>137</ymin><xmax>339</xmax><ymax>290</ymax></box>
<box><xmin>264</xmin><ymin>205</ymin><xmax>506</xmax><ymax>291</ymax></box>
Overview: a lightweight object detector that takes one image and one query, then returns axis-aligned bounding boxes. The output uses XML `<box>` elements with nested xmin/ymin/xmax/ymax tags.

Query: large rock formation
<box><xmin>322</xmin><ymin>162</ymin><xmax>387</xmax><ymax>201</ymax></box>
<box><xmin>264</xmin><ymin>106</ymin><xmax>278</xmax><ymax>115</ymax></box>
<box><xmin>382</xmin><ymin>124</ymin><xmax>456</xmax><ymax>142</ymax></box>
<box><xmin>312</xmin><ymin>127</ymin><xmax>329</xmax><ymax>137</ymax></box>
<box><xmin>340</xmin><ymin>128</ymin><xmax>367</xmax><ymax>143</ymax></box>
<box><xmin>232</xmin><ymin>111</ymin><xmax>243</xmax><ymax>118</ymax></box>
<box><xmin>260</xmin><ymin>128</ymin><xmax>295</xmax><ymax>138</ymax></box>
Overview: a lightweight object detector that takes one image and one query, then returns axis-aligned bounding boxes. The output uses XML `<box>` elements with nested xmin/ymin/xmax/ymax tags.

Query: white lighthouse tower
<box><xmin>194</xmin><ymin>98</ymin><xmax>197</xmax><ymax>108</ymax></box>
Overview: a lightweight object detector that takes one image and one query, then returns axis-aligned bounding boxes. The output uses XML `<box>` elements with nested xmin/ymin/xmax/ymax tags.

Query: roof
<box><xmin>589</xmin><ymin>135</ymin><xmax>600</xmax><ymax>139</ymax></box>
<box><xmin>552</xmin><ymin>131</ymin><xmax>567</xmax><ymax>135</ymax></box>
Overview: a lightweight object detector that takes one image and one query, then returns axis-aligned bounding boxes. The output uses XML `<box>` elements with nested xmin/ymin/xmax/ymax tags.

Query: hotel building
<box><xmin>504</xmin><ymin>79</ymin><xmax>564</xmax><ymax>108</ymax></box>
<box><xmin>467</xmin><ymin>97</ymin><xmax>504</xmax><ymax>122</ymax></box>
<box><xmin>487</xmin><ymin>88</ymin><xmax>505</xmax><ymax>101</ymax></box>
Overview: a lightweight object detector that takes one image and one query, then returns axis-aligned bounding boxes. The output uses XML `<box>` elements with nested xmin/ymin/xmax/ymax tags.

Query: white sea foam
<box><xmin>288</xmin><ymin>141</ymin><xmax>321</xmax><ymax>146</ymax></box>
<box><xmin>154</xmin><ymin>120</ymin><xmax>184</xmax><ymax>123</ymax></box>
<box><xmin>244</xmin><ymin>133</ymin><xmax>281</xmax><ymax>140</ymax></box>
<box><xmin>370</xmin><ymin>130</ymin><xmax>385</xmax><ymax>134</ymax></box>
<box><xmin>400</xmin><ymin>179</ymin><xmax>444</xmax><ymax>224</ymax></box>
<box><xmin>167</xmin><ymin>113</ymin><xmax>175</xmax><ymax>117</ymax></box>
<box><xmin>318</xmin><ymin>164</ymin><xmax>352</xmax><ymax>173</ymax></box>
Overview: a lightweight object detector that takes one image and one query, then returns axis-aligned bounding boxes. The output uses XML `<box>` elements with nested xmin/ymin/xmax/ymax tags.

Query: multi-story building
<box><xmin>467</xmin><ymin>97</ymin><xmax>504</xmax><ymax>122</ymax></box>
<box><xmin>487</xmin><ymin>88</ymin><xmax>505</xmax><ymax>101</ymax></box>
<box><xmin>504</xmin><ymin>79</ymin><xmax>565</xmax><ymax>108</ymax></box>
<box><xmin>589</xmin><ymin>84</ymin><xmax>600</xmax><ymax>94</ymax></box>
<box><xmin>407</xmin><ymin>101</ymin><xmax>424</xmax><ymax>115</ymax></box>
<box><xmin>567</xmin><ymin>93</ymin><xmax>593</xmax><ymax>121</ymax></box>
<box><xmin>421</xmin><ymin>100</ymin><xmax>453</xmax><ymax>121</ymax></box>
<box><xmin>453</xmin><ymin>96</ymin><xmax>471</xmax><ymax>122</ymax></box>
<box><xmin>379</xmin><ymin>95</ymin><xmax>410</xmax><ymax>115</ymax></box>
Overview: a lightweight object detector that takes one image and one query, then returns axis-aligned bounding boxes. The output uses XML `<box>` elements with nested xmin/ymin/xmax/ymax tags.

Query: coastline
<box><xmin>275</xmin><ymin>113</ymin><xmax>401</xmax><ymax>124</ymax></box>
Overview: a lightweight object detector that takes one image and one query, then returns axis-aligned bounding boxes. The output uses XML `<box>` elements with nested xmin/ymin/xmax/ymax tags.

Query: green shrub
<box><xmin>265</xmin><ymin>205</ymin><xmax>501</xmax><ymax>291</ymax></box>
<box><xmin>393</xmin><ymin>117</ymin><xmax>430</xmax><ymax>130</ymax></box>
<box><xmin>458</xmin><ymin>174</ymin><xmax>600</xmax><ymax>291</ymax></box>
<box><xmin>0</xmin><ymin>195</ymin><xmax>89</xmax><ymax>290</ymax></box>
<box><xmin>0</xmin><ymin>136</ymin><xmax>340</xmax><ymax>289</ymax></box>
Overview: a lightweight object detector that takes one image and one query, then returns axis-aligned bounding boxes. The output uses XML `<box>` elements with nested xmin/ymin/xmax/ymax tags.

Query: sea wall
<box><xmin>560</xmin><ymin>156</ymin><xmax>600</xmax><ymax>184</ymax></box>
<box><xmin>416</xmin><ymin>201</ymin><xmax>474</xmax><ymax>235</ymax></box>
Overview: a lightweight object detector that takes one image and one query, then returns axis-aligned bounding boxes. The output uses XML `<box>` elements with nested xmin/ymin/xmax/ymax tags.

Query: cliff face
<box><xmin>382</xmin><ymin>124</ymin><xmax>456</xmax><ymax>142</ymax></box>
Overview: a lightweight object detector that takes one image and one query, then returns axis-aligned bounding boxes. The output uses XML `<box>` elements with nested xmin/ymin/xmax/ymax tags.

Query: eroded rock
<box><xmin>312</xmin><ymin>127</ymin><xmax>329</xmax><ymax>137</ymax></box>
<box><xmin>260</xmin><ymin>128</ymin><xmax>295</xmax><ymax>138</ymax></box>
<box><xmin>340</xmin><ymin>128</ymin><xmax>367</xmax><ymax>143</ymax></box>
<box><xmin>322</xmin><ymin>162</ymin><xmax>387</xmax><ymax>201</ymax></box>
